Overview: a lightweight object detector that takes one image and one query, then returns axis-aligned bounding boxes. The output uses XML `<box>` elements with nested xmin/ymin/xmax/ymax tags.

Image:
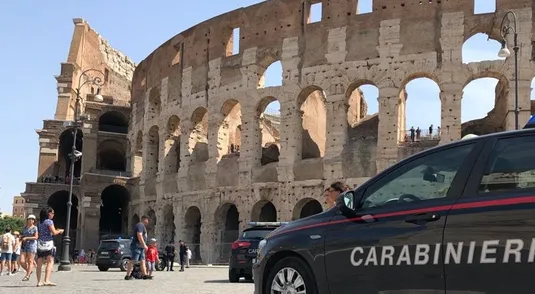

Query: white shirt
<box><xmin>1</xmin><ymin>233</ymin><xmax>15</xmax><ymax>254</ymax></box>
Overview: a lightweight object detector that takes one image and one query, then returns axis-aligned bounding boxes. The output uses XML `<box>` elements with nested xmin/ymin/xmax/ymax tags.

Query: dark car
<box><xmin>229</xmin><ymin>222</ymin><xmax>287</xmax><ymax>282</ymax></box>
<box><xmin>96</xmin><ymin>238</ymin><xmax>166</xmax><ymax>272</ymax></box>
<box><xmin>254</xmin><ymin>128</ymin><xmax>535</xmax><ymax>294</ymax></box>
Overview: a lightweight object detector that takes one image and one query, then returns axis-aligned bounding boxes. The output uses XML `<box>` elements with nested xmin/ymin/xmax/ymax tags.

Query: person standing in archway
<box><xmin>125</xmin><ymin>215</ymin><xmax>151</xmax><ymax>280</ymax></box>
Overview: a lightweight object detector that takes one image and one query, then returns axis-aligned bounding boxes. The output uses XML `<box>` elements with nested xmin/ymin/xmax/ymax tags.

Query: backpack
<box><xmin>1</xmin><ymin>234</ymin><xmax>10</xmax><ymax>251</ymax></box>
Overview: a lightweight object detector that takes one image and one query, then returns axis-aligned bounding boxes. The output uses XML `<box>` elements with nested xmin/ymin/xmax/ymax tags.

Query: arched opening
<box><xmin>146</xmin><ymin>209</ymin><xmax>157</xmax><ymax>237</ymax></box>
<box><xmin>57</xmin><ymin>129</ymin><xmax>83</xmax><ymax>180</ymax></box>
<box><xmin>347</xmin><ymin>81</ymin><xmax>379</xmax><ymax>126</ymax></box>
<box><xmin>164</xmin><ymin>116</ymin><xmax>181</xmax><ymax>173</ymax></box>
<box><xmin>259</xmin><ymin>60</ymin><xmax>283</xmax><ymax>88</ymax></box>
<box><xmin>257</xmin><ymin>97</ymin><xmax>281</xmax><ymax>165</ymax></box>
<box><xmin>189</xmin><ymin>107</ymin><xmax>209</xmax><ymax>162</ymax></box>
<box><xmin>402</xmin><ymin>76</ymin><xmax>441</xmax><ymax>143</ymax></box>
<box><xmin>293</xmin><ymin>198</ymin><xmax>323</xmax><ymax>220</ymax></box>
<box><xmin>461</xmin><ymin>76</ymin><xmax>506</xmax><ymax>136</ymax></box>
<box><xmin>185</xmin><ymin>206</ymin><xmax>202</xmax><ymax>263</ymax></box>
<box><xmin>131</xmin><ymin>213</ymin><xmax>140</xmax><ymax>230</ymax></box>
<box><xmin>47</xmin><ymin>190</ymin><xmax>78</xmax><ymax>254</ymax></box>
<box><xmin>215</xmin><ymin>203</ymin><xmax>239</xmax><ymax>263</ymax></box>
<box><xmin>462</xmin><ymin>33</ymin><xmax>504</xmax><ymax>64</ymax></box>
<box><xmin>99</xmin><ymin>185</ymin><xmax>130</xmax><ymax>237</ymax></box>
<box><xmin>161</xmin><ymin>204</ymin><xmax>175</xmax><ymax>246</ymax></box>
<box><xmin>146</xmin><ymin>126</ymin><xmax>159</xmax><ymax>176</ymax></box>
<box><xmin>219</xmin><ymin>99</ymin><xmax>242</xmax><ymax>159</ymax></box>
<box><xmin>98</xmin><ymin>111</ymin><xmax>129</xmax><ymax>134</ymax></box>
<box><xmin>97</xmin><ymin>139</ymin><xmax>126</xmax><ymax>171</ymax></box>
<box><xmin>297</xmin><ymin>86</ymin><xmax>327</xmax><ymax>159</ymax></box>
<box><xmin>132</xmin><ymin>131</ymin><xmax>143</xmax><ymax>176</ymax></box>
<box><xmin>251</xmin><ymin>201</ymin><xmax>277</xmax><ymax>222</ymax></box>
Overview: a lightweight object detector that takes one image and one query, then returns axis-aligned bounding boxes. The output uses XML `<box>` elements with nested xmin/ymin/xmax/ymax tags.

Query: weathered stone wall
<box><xmin>128</xmin><ymin>1</ymin><xmax>535</xmax><ymax>264</ymax></box>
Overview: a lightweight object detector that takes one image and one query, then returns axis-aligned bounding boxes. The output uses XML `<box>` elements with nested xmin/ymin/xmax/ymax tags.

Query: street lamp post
<box><xmin>497</xmin><ymin>10</ymin><xmax>519</xmax><ymax>130</ymax></box>
<box><xmin>57</xmin><ymin>68</ymin><xmax>106</xmax><ymax>272</ymax></box>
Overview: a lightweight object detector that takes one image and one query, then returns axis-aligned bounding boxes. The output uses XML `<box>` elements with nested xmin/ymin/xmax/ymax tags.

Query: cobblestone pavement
<box><xmin>0</xmin><ymin>265</ymin><xmax>254</xmax><ymax>294</ymax></box>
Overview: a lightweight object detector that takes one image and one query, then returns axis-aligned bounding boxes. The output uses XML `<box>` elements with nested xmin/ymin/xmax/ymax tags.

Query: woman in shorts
<box><xmin>20</xmin><ymin>214</ymin><xmax>38</xmax><ymax>281</ymax></box>
<box><xmin>35</xmin><ymin>208</ymin><xmax>64</xmax><ymax>287</ymax></box>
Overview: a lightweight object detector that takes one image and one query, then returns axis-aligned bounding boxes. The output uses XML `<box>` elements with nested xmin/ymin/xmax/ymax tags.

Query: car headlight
<box><xmin>257</xmin><ymin>239</ymin><xmax>267</xmax><ymax>257</ymax></box>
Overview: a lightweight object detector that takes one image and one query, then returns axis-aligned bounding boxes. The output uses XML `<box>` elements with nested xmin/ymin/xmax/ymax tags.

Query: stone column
<box><xmin>439</xmin><ymin>83</ymin><xmax>463</xmax><ymax>144</ymax></box>
<box><xmin>205</xmin><ymin>113</ymin><xmax>224</xmax><ymax>188</ymax></box>
<box><xmin>276</xmin><ymin>99</ymin><xmax>300</xmax><ymax>182</ymax></box>
<box><xmin>504</xmin><ymin>79</ymin><xmax>532</xmax><ymax>131</ymax></box>
<box><xmin>177</xmin><ymin>120</ymin><xmax>192</xmax><ymax>192</ymax></box>
<box><xmin>237</xmin><ymin>110</ymin><xmax>259</xmax><ymax>186</ymax></box>
<box><xmin>322</xmin><ymin>93</ymin><xmax>347</xmax><ymax>181</ymax></box>
<box><xmin>154</xmin><ymin>206</ymin><xmax>164</xmax><ymax>243</ymax></box>
<box><xmin>376</xmin><ymin>86</ymin><xmax>400</xmax><ymax>172</ymax></box>
<box><xmin>81</xmin><ymin>129</ymin><xmax>98</xmax><ymax>174</ymax></box>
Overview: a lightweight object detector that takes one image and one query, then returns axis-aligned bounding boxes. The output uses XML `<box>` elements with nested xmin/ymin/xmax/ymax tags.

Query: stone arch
<box><xmin>98</xmin><ymin>111</ymin><xmax>129</xmax><ymax>134</ymax></box>
<box><xmin>146</xmin><ymin>126</ymin><xmax>159</xmax><ymax>176</ymax></box>
<box><xmin>258</xmin><ymin>59</ymin><xmax>283</xmax><ymax>88</ymax></box>
<box><xmin>99</xmin><ymin>184</ymin><xmax>130</xmax><ymax>237</ymax></box>
<box><xmin>189</xmin><ymin>107</ymin><xmax>209</xmax><ymax>162</ymax></box>
<box><xmin>97</xmin><ymin>139</ymin><xmax>126</xmax><ymax>171</ymax></box>
<box><xmin>461</xmin><ymin>72</ymin><xmax>509</xmax><ymax>136</ymax></box>
<box><xmin>214</xmin><ymin>203</ymin><xmax>239</xmax><ymax>263</ymax></box>
<box><xmin>164</xmin><ymin>115</ymin><xmax>181</xmax><ymax>173</ymax></box>
<box><xmin>346</xmin><ymin>80</ymin><xmax>379</xmax><ymax>127</ymax></box>
<box><xmin>462</xmin><ymin>32</ymin><xmax>504</xmax><ymax>64</ymax></box>
<box><xmin>57</xmin><ymin>128</ymin><xmax>84</xmax><ymax>179</ymax></box>
<box><xmin>292</xmin><ymin>198</ymin><xmax>323</xmax><ymax>220</ymax></box>
<box><xmin>146</xmin><ymin>208</ymin><xmax>157</xmax><ymax>237</ymax></box>
<box><xmin>132</xmin><ymin>131</ymin><xmax>143</xmax><ymax>176</ymax></box>
<box><xmin>400</xmin><ymin>74</ymin><xmax>442</xmax><ymax>143</ymax></box>
<box><xmin>297</xmin><ymin>86</ymin><xmax>327</xmax><ymax>159</ymax></box>
<box><xmin>161</xmin><ymin>204</ymin><xmax>175</xmax><ymax>246</ymax></box>
<box><xmin>47</xmin><ymin>190</ymin><xmax>79</xmax><ymax>250</ymax></box>
<box><xmin>218</xmin><ymin>99</ymin><xmax>242</xmax><ymax>159</ymax></box>
<box><xmin>257</xmin><ymin>96</ymin><xmax>281</xmax><ymax>165</ymax></box>
<box><xmin>251</xmin><ymin>200</ymin><xmax>277</xmax><ymax>222</ymax></box>
<box><xmin>185</xmin><ymin>206</ymin><xmax>202</xmax><ymax>262</ymax></box>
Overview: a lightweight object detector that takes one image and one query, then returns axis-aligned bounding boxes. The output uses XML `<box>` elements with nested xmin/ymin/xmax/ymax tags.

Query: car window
<box><xmin>478</xmin><ymin>136</ymin><xmax>535</xmax><ymax>193</ymax></box>
<box><xmin>241</xmin><ymin>229</ymin><xmax>272</xmax><ymax>239</ymax></box>
<box><xmin>361</xmin><ymin>143</ymin><xmax>476</xmax><ymax>209</ymax></box>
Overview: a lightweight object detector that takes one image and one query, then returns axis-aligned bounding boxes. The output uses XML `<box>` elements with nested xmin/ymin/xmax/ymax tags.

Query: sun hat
<box><xmin>27</xmin><ymin>214</ymin><xmax>36</xmax><ymax>220</ymax></box>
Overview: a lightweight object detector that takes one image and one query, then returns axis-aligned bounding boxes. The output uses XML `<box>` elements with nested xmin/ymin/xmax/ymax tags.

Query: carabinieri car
<box><xmin>254</xmin><ymin>127</ymin><xmax>535</xmax><ymax>294</ymax></box>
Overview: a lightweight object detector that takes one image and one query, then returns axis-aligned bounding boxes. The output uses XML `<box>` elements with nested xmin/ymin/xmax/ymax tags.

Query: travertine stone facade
<box><xmin>129</xmin><ymin>1</ymin><xmax>535</xmax><ymax>264</ymax></box>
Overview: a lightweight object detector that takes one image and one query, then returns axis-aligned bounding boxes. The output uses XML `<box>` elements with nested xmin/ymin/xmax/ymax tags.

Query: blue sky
<box><xmin>0</xmin><ymin>0</ymin><xmax>528</xmax><ymax>213</ymax></box>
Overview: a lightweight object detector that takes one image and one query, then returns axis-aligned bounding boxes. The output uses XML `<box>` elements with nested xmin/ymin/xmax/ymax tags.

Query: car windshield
<box><xmin>241</xmin><ymin>229</ymin><xmax>272</xmax><ymax>239</ymax></box>
<box><xmin>99</xmin><ymin>241</ymin><xmax>119</xmax><ymax>250</ymax></box>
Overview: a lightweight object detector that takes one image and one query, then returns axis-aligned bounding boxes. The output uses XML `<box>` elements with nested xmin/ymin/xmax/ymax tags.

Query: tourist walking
<box><xmin>125</xmin><ymin>215</ymin><xmax>152</xmax><ymax>280</ymax></box>
<box><xmin>11</xmin><ymin>231</ymin><xmax>21</xmax><ymax>273</ymax></box>
<box><xmin>36</xmin><ymin>207</ymin><xmax>64</xmax><ymax>287</ymax></box>
<box><xmin>186</xmin><ymin>246</ymin><xmax>191</xmax><ymax>268</ymax></box>
<box><xmin>20</xmin><ymin>214</ymin><xmax>38</xmax><ymax>281</ymax></box>
<box><xmin>178</xmin><ymin>240</ymin><xmax>186</xmax><ymax>272</ymax></box>
<box><xmin>145</xmin><ymin>238</ymin><xmax>158</xmax><ymax>277</ymax></box>
<box><xmin>0</xmin><ymin>227</ymin><xmax>16</xmax><ymax>275</ymax></box>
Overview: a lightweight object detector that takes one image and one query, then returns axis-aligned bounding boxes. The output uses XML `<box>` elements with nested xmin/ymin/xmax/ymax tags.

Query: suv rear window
<box><xmin>241</xmin><ymin>229</ymin><xmax>273</xmax><ymax>240</ymax></box>
<box><xmin>99</xmin><ymin>241</ymin><xmax>120</xmax><ymax>250</ymax></box>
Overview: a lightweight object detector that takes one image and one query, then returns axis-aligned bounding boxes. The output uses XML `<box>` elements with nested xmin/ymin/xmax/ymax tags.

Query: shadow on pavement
<box><xmin>204</xmin><ymin>279</ymin><xmax>254</xmax><ymax>284</ymax></box>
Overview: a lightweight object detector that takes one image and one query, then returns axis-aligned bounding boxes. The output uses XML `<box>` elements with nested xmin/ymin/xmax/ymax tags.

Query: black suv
<box><xmin>229</xmin><ymin>222</ymin><xmax>287</xmax><ymax>282</ymax></box>
<box><xmin>96</xmin><ymin>238</ymin><xmax>166</xmax><ymax>272</ymax></box>
<box><xmin>254</xmin><ymin>128</ymin><xmax>535</xmax><ymax>294</ymax></box>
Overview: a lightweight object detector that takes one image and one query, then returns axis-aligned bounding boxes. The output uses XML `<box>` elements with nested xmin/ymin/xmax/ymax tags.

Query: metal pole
<box><xmin>513</xmin><ymin>32</ymin><xmax>519</xmax><ymax>130</ymax></box>
<box><xmin>57</xmin><ymin>88</ymin><xmax>80</xmax><ymax>272</ymax></box>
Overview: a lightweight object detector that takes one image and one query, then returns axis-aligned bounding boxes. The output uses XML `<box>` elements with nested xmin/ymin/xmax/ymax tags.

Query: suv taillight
<box><xmin>231</xmin><ymin>241</ymin><xmax>251</xmax><ymax>250</ymax></box>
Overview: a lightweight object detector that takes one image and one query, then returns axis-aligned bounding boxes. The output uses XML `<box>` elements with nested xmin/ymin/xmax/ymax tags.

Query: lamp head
<box><xmin>94</xmin><ymin>88</ymin><xmax>104</xmax><ymax>102</ymax></box>
<box><xmin>498</xmin><ymin>41</ymin><xmax>511</xmax><ymax>58</ymax></box>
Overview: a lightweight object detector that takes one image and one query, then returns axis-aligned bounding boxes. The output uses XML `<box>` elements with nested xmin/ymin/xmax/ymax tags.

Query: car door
<box><xmin>443</xmin><ymin>134</ymin><xmax>535</xmax><ymax>294</ymax></box>
<box><xmin>324</xmin><ymin>141</ymin><xmax>483</xmax><ymax>294</ymax></box>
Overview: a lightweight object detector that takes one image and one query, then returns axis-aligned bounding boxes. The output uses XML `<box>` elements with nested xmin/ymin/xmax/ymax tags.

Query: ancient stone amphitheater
<box><xmin>23</xmin><ymin>0</ymin><xmax>535</xmax><ymax>265</ymax></box>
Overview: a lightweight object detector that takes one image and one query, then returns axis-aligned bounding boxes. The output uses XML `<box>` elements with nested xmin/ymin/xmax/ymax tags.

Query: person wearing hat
<box><xmin>11</xmin><ymin>230</ymin><xmax>21</xmax><ymax>274</ymax></box>
<box><xmin>145</xmin><ymin>238</ymin><xmax>158</xmax><ymax>277</ymax></box>
<box><xmin>20</xmin><ymin>214</ymin><xmax>38</xmax><ymax>281</ymax></box>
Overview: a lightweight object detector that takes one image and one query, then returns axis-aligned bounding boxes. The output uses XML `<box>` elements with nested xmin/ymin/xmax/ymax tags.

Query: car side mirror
<box><xmin>336</xmin><ymin>190</ymin><xmax>362</xmax><ymax>217</ymax></box>
<box><xmin>423</xmin><ymin>172</ymin><xmax>437</xmax><ymax>182</ymax></box>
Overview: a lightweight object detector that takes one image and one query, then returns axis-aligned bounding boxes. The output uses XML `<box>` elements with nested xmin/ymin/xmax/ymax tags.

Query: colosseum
<box><xmin>22</xmin><ymin>0</ymin><xmax>535</xmax><ymax>264</ymax></box>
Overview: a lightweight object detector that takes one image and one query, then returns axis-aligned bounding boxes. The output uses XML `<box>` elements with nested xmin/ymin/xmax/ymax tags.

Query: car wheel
<box><xmin>98</xmin><ymin>266</ymin><xmax>109</xmax><ymax>272</ymax></box>
<box><xmin>265</xmin><ymin>257</ymin><xmax>316</xmax><ymax>294</ymax></box>
<box><xmin>228</xmin><ymin>269</ymin><xmax>240</xmax><ymax>283</ymax></box>
<box><xmin>120</xmin><ymin>258</ymin><xmax>129</xmax><ymax>271</ymax></box>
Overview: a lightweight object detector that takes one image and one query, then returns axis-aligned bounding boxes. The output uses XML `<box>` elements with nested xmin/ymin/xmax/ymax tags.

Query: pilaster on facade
<box><xmin>439</xmin><ymin>83</ymin><xmax>463</xmax><ymax>144</ymax></box>
<box><xmin>376</xmin><ymin>86</ymin><xmax>400</xmax><ymax>173</ymax></box>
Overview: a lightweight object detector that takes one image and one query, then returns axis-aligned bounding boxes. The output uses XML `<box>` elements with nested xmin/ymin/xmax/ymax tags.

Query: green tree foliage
<box><xmin>0</xmin><ymin>216</ymin><xmax>24</xmax><ymax>233</ymax></box>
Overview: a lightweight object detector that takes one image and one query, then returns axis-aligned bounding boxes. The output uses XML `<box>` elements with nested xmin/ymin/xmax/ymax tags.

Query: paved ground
<box><xmin>0</xmin><ymin>265</ymin><xmax>254</xmax><ymax>294</ymax></box>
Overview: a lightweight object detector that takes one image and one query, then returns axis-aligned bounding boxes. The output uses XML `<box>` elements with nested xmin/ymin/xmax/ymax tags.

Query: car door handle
<box><xmin>405</xmin><ymin>213</ymin><xmax>440</xmax><ymax>224</ymax></box>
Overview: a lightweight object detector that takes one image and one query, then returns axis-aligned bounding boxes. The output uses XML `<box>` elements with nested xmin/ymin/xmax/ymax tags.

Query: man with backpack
<box><xmin>0</xmin><ymin>227</ymin><xmax>15</xmax><ymax>276</ymax></box>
